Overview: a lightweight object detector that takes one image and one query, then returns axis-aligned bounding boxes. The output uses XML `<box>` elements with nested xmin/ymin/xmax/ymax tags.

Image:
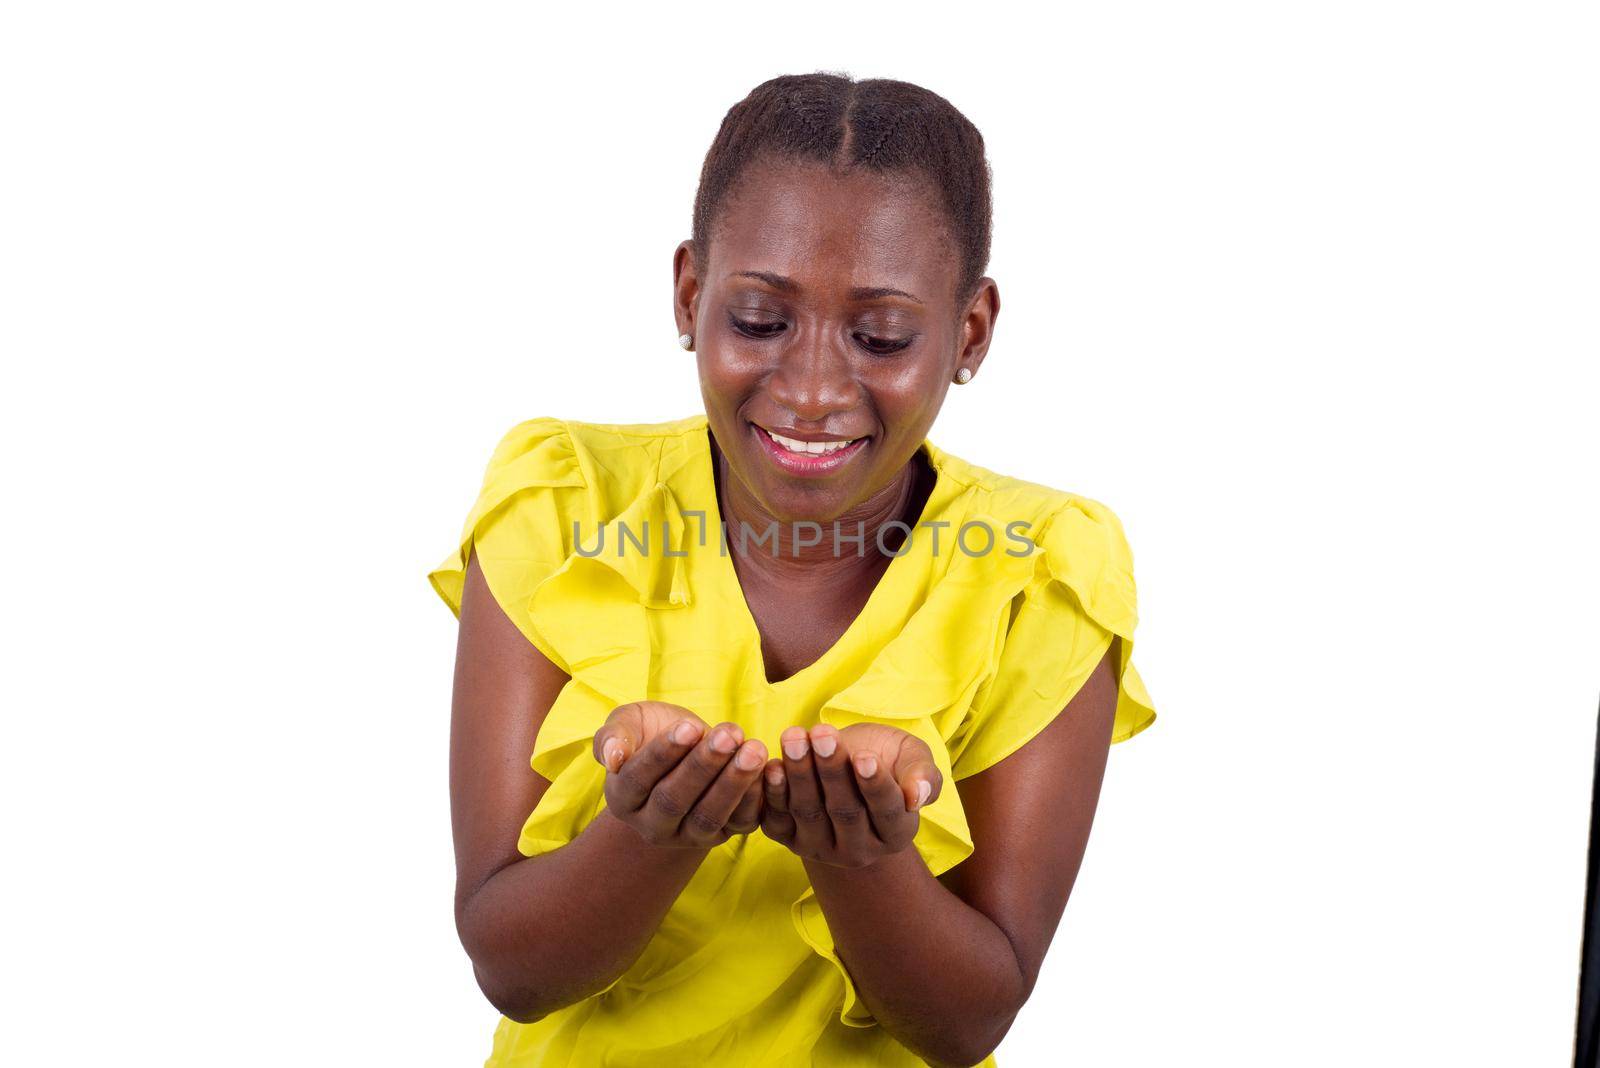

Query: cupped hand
<box><xmin>758</xmin><ymin>721</ymin><xmax>944</xmax><ymax>868</ymax></box>
<box><xmin>591</xmin><ymin>701</ymin><xmax>767</xmax><ymax>849</ymax></box>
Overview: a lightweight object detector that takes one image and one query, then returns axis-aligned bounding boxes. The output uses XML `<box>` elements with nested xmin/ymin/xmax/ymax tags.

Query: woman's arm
<box><xmin>450</xmin><ymin>551</ymin><xmax>763</xmax><ymax>1023</ymax></box>
<box><xmin>784</xmin><ymin>643</ymin><xmax>1121</xmax><ymax>1067</ymax></box>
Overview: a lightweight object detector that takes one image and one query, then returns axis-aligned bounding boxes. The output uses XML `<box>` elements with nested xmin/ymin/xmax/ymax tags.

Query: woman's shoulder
<box><xmin>920</xmin><ymin>443</ymin><xmax>1155</xmax><ymax>757</ymax></box>
<box><xmin>926</xmin><ymin>441</ymin><xmax>1139</xmax><ymax>638</ymax></box>
<box><xmin>927</xmin><ymin>442</ymin><xmax>1132</xmax><ymax>550</ymax></box>
<box><xmin>481</xmin><ymin>412</ymin><xmax>710</xmax><ymax>497</ymax></box>
<box><xmin>430</xmin><ymin>414</ymin><xmax>704</xmax><ymax>616</ymax></box>
<box><xmin>487</xmin><ymin>411</ymin><xmax>708</xmax><ymax>460</ymax></box>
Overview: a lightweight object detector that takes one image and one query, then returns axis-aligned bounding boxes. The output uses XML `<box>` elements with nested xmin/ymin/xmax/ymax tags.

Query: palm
<box><xmin>592</xmin><ymin>701</ymin><xmax>709</xmax><ymax>774</ymax></box>
<box><xmin>836</xmin><ymin>723</ymin><xmax>918</xmax><ymax>774</ymax></box>
<box><xmin>625</xmin><ymin>701</ymin><xmax>703</xmax><ymax>747</ymax></box>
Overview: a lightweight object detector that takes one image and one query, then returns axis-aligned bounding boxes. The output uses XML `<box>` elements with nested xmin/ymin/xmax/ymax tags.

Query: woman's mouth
<box><xmin>751</xmin><ymin>423</ymin><xmax>869</xmax><ymax>476</ymax></box>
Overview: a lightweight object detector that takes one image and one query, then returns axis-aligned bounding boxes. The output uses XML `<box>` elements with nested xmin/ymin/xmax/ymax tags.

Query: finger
<box><xmin>727</xmin><ymin>773</ymin><xmax>764</xmax><ymax>836</ymax></box>
<box><xmin>780</xmin><ymin>726</ymin><xmax>831</xmax><ymax>855</ymax></box>
<box><xmin>852</xmin><ymin>747</ymin><xmax>915</xmax><ymax>849</ymax></box>
<box><xmin>608</xmin><ymin>717</ymin><xmax>703</xmax><ymax>813</ymax></box>
<box><xmin>593</xmin><ymin>702</ymin><xmax>647</xmax><ymax>773</ymax></box>
<box><xmin>760</xmin><ymin>758</ymin><xmax>796</xmax><ymax>845</ymax></box>
<box><xmin>647</xmin><ymin>722</ymin><xmax>743</xmax><ymax>835</ymax></box>
<box><xmin>809</xmin><ymin>724</ymin><xmax>870</xmax><ymax>856</ymax></box>
<box><xmin>682</xmin><ymin>738</ymin><xmax>767</xmax><ymax>845</ymax></box>
<box><xmin>763</xmin><ymin>758</ymin><xmax>790</xmax><ymax>814</ymax></box>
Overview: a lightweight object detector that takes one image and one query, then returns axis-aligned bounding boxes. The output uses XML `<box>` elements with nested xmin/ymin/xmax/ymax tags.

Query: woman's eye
<box><xmin>729</xmin><ymin>314</ymin><xmax>786</xmax><ymax>339</ymax></box>
<box><xmin>853</xmin><ymin>332</ymin><xmax>915</xmax><ymax>356</ymax></box>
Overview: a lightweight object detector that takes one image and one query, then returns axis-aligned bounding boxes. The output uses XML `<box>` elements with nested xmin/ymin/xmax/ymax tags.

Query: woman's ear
<box><xmin>672</xmin><ymin>239</ymin><xmax>701</xmax><ymax>342</ymax></box>
<box><xmin>955</xmin><ymin>276</ymin><xmax>1001</xmax><ymax>381</ymax></box>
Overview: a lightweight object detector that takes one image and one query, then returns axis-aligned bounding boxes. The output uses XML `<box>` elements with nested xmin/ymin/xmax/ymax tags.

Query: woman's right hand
<box><xmin>591</xmin><ymin>701</ymin><xmax>767</xmax><ymax>849</ymax></box>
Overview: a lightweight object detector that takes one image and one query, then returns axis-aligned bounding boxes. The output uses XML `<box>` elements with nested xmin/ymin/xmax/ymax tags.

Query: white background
<box><xmin>4</xmin><ymin>3</ymin><xmax>1596</xmax><ymax>1065</ymax></box>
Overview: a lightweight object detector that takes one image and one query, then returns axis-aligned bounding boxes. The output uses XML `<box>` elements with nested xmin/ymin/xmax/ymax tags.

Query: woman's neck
<box><xmin>713</xmin><ymin>445</ymin><xmax>931</xmax><ymax>589</ymax></box>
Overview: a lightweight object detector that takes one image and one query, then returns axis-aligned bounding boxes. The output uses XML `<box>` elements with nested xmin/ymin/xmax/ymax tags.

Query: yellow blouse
<box><xmin>429</xmin><ymin>413</ymin><xmax>1156</xmax><ymax>1067</ymax></box>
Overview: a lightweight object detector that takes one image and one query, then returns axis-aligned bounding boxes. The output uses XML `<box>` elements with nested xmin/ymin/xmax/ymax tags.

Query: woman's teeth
<box><xmin>765</xmin><ymin>429</ymin><xmax>860</xmax><ymax>455</ymax></box>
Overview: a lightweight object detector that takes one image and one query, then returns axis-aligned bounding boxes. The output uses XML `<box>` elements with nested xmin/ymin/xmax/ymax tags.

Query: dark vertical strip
<box><xmin>1575</xmin><ymin>697</ymin><xmax>1600</xmax><ymax>1066</ymax></box>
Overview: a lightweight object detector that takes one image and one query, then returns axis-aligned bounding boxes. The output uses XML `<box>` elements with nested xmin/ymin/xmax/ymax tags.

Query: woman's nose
<box><xmin>766</xmin><ymin>328</ymin><xmax>860</xmax><ymax>421</ymax></box>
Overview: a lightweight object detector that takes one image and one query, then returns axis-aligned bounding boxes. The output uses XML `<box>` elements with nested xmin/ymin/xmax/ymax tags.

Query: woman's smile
<box><xmin>749</xmin><ymin>421</ymin><xmax>871</xmax><ymax>478</ymax></box>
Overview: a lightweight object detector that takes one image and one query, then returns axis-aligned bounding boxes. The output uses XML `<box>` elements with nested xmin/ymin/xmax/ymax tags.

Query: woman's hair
<box><xmin>692</xmin><ymin>72</ymin><xmax>993</xmax><ymax>303</ymax></box>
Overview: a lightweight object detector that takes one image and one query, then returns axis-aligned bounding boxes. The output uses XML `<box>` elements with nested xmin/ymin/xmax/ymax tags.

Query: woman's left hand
<box><xmin>759</xmin><ymin>722</ymin><xmax>943</xmax><ymax>869</ymax></box>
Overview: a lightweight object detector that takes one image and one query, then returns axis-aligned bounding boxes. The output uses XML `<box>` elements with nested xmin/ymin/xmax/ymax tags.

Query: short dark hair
<box><xmin>692</xmin><ymin>72</ymin><xmax>993</xmax><ymax>303</ymax></box>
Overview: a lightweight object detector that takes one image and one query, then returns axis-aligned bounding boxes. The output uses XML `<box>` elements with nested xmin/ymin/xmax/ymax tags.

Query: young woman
<box><xmin>430</xmin><ymin>72</ymin><xmax>1157</xmax><ymax>1068</ymax></box>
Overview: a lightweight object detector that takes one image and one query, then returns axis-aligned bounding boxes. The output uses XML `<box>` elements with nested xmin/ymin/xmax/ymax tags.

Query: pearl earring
<box><xmin>954</xmin><ymin>367</ymin><xmax>973</xmax><ymax>384</ymax></box>
<box><xmin>678</xmin><ymin>333</ymin><xmax>694</xmax><ymax>351</ymax></box>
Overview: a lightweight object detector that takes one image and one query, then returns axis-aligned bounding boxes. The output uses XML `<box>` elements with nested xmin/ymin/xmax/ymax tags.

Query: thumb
<box><xmin>896</xmin><ymin>758</ymin><xmax>942</xmax><ymax>812</ymax></box>
<box><xmin>593</xmin><ymin>702</ymin><xmax>648</xmax><ymax>773</ymax></box>
<box><xmin>892</xmin><ymin>735</ymin><xmax>943</xmax><ymax>812</ymax></box>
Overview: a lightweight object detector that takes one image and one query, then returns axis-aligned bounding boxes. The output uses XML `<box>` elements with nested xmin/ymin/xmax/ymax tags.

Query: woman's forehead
<box><xmin>709</xmin><ymin>161</ymin><xmax>958</xmax><ymax>300</ymax></box>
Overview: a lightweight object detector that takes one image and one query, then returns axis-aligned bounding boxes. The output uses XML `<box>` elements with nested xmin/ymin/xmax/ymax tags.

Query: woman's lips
<box><xmin>750</xmin><ymin>423</ymin><xmax>869</xmax><ymax>477</ymax></box>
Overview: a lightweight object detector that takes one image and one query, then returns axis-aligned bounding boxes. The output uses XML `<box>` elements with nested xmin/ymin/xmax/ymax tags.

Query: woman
<box><xmin>429</xmin><ymin>73</ymin><xmax>1157</xmax><ymax>1067</ymax></box>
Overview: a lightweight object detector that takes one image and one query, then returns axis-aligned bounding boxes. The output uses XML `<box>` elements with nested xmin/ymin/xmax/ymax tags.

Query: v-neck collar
<box><xmin>687</xmin><ymin>419</ymin><xmax>955</xmax><ymax>693</ymax></box>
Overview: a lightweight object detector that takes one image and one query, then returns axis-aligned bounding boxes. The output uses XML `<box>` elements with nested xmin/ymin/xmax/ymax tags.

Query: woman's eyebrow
<box><xmin>732</xmin><ymin>270</ymin><xmax>923</xmax><ymax>305</ymax></box>
<box><xmin>848</xmin><ymin>284</ymin><xmax>923</xmax><ymax>305</ymax></box>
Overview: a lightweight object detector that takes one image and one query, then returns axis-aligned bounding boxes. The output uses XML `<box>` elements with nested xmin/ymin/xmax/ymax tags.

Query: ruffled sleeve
<box><xmin>948</xmin><ymin>494</ymin><xmax>1157</xmax><ymax>781</ymax></box>
<box><xmin>427</xmin><ymin>416</ymin><xmax>588</xmax><ymax>673</ymax></box>
<box><xmin>427</xmin><ymin>417</ymin><xmax>624</xmax><ymax>863</ymax></box>
<box><xmin>428</xmin><ymin>418</ymin><xmax>700</xmax><ymax>864</ymax></box>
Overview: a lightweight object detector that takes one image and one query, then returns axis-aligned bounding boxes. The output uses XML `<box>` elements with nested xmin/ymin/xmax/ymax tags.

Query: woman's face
<box><xmin>675</xmin><ymin>158</ymin><xmax>998</xmax><ymax>524</ymax></box>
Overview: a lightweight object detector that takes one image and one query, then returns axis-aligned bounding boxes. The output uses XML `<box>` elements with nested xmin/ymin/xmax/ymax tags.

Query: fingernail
<box><xmin>783</xmin><ymin>736</ymin><xmax>809</xmax><ymax>760</ymax></box>
<box><xmin>673</xmin><ymin>720</ymin><xmax>700</xmax><ymax>745</ymax></box>
<box><xmin>812</xmin><ymin>733</ymin><xmax>836</xmax><ymax>758</ymax></box>
<box><xmin>602</xmin><ymin>738</ymin><xmax>623</xmax><ymax>771</ymax></box>
<box><xmin>710</xmin><ymin>729</ymin><xmax>736</xmax><ymax>755</ymax></box>
<box><xmin>854</xmin><ymin>753</ymin><xmax>877</xmax><ymax>779</ymax></box>
<box><xmin>736</xmin><ymin>744</ymin><xmax>762</xmax><ymax>771</ymax></box>
<box><xmin>766</xmin><ymin>765</ymin><xmax>785</xmax><ymax>786</ymax></box>
<box><xmin>914</xmin><ymin>780</ymin><xmax>932</xmax><ymax>809</ymax></box>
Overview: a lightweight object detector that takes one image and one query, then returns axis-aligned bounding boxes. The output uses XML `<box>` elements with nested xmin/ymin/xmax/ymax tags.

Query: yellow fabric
<box><xmin>429</xmin><ymin>413</ymin><xmax>1157</xmax><ymax>1067</ymax></box>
